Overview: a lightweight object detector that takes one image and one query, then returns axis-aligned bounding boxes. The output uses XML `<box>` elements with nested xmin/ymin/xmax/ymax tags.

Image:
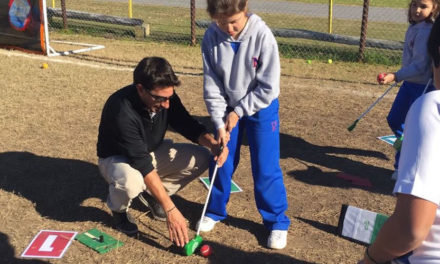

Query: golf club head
<box><xmin>183</xmin><ymin>235</ymin><xmax>203</xmax><ymax>256</ymax></box>
<box><xmin>347</xmin><ymin>120</ymin><xmax>358</xmax><ymax>132</ymax></box>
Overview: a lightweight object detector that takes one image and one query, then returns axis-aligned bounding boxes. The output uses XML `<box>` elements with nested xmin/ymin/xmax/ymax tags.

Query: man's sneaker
<box><xmin>267</xmin><ymin>230</ymin><xmax>287</xmax><ymax>249</ymax></box>
<box><xmin>112</xmin><ymin>211</ymin><xmax>138</xmax><ymax>236</ymax></box>
<box><xmin>196</xmin><ymin>216</ymin><xmax>218</xmax><ymax>232</ymax></box>
<box><xmin>391</xmin><ymin>170</ymin><xmax>398</xmax><ymax>181</ymax></box>
<box><xmin>138</xmin><ymin>191</ymin><xmax>167</xmax><ymax>222</ymax></box>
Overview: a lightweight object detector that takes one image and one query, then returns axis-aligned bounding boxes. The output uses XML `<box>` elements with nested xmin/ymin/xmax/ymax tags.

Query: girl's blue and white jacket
<box><xmin>202</xmin><ymin>14</ymin><xmax>280</xmax><ymax>129</ymax></box>
<box><xmin>395</xmin><ymin>21</ymin><xmax>433</xmax><ymax>84</ymax></box>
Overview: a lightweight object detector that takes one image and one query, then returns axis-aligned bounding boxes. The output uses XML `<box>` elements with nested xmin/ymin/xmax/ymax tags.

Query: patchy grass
<box><xmin>49</xmin><ymin>0</ymin><xmax>404</xmax><ymax>65</ymax></box>
<box><xmin>1</xmin><ymin>37</ymin><xmax>399</xmax><ymax>263</ymax></box>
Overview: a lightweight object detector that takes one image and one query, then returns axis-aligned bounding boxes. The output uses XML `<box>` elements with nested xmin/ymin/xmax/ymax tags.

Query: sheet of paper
<box><xmin>21</xmin><ymin>230</ymin><xmax>77</xmax><ymax>259</ymax></box>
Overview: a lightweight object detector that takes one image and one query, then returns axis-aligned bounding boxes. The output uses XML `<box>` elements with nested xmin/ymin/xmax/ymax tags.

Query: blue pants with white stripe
<box><xmin>387</xmin><ymin>81</ymin><xmax>435</xmax><ymax>169</ymax></box>
<box><xmin>205</xmin><ymin>99</ymin><xmax>290</xmax><ymax>231</ymax></box>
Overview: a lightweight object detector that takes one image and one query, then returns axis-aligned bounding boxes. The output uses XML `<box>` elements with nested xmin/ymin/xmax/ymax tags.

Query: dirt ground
<box><xmin>0</xmin><ymin>36</ymin><xmax>400</xmax><ymax>264</ymax></box>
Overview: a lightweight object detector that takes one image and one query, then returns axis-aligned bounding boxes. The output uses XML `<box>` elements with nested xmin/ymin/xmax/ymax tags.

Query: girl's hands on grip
<box><xmin>217</xmin><ymin>127</ymin><xmax>230</xmax><ymax>147</ymax></box>
<box><xmin>215</xmin><ymin>127</ymin><xmax>229</xmax><ymax>167</ymax></box>
<box><xmin>213</xmin><ymin>143</ymin><xmax>228</xmax><ymax>167</ymax></box>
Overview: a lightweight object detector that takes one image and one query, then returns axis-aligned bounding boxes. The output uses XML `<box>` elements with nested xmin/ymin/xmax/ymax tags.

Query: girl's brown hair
<box><xmin>207</xmin><ymin>0</ymin><xmax>248</xmax><ymax>17</ymax></box>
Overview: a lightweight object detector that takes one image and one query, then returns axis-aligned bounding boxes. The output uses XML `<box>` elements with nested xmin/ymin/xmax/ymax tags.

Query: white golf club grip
<box><xmin>196</xmin><ymin>163</ymin><xmax>219</xmax><ymax>236</ymax></box>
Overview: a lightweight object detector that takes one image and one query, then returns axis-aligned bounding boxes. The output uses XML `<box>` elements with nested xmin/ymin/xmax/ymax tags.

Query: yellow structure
<box><xmin>328</xmin><ymin>0</ymin><xmax>333</xmax><ymax>34</ymax></box>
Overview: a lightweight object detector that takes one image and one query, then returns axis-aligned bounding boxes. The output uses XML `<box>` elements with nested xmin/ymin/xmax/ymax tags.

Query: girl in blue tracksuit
<box><xmin>378</xmin><ymin>0</ymin><xmax>439</xmax><ymax>177</ymax></box>
<box><xmin>199</xmin><ymin>0</ymin><xmax>290</xmax><ymax>250</ymax></box>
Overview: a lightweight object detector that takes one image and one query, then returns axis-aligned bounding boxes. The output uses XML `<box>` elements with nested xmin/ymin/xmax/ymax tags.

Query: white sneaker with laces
<box><xmin>267</xmin><ymin>230</ymin><xmax>287</xmax><ymax>249</ymax></box>
<box><xmin>196</xmin><ymin>216</ymin><xmax>218</xmax><ymax>232</ymax></box>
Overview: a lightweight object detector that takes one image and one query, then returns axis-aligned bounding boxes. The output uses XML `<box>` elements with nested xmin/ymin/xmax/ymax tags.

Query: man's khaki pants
<box><xmin>98</xmin><ymin>140</ymin><xmax>211</xmax><ymax>212</ymax></box>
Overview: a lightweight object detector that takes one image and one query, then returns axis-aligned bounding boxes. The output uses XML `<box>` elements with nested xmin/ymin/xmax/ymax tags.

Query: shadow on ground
<box><xmin>189</xmin><ymin>116</ymin><xmax>393</xmax><ymax>193</ymax></box>
<box><xmin>0</xmin><ymin>151</ymin><xmax>109</xmax><ymax>223</ymax></box>
<box><xmin>0</xmin><ymin>232</ymin><xmax>49</xmax><ymax>263</ymax></box>
<box><xmin>280</xmin><ymin>134</ymin><xmax>394</xmax><ymax>194</ymax></box>
<box><xmin>199</xmin><ymin>240</ymin><xmax>313</xmax><ymax>264</ymax></box>
<box><xmin>296</xmin><ymin>217</ymin><xmax>338</xmax><ymax>236</ymax></box>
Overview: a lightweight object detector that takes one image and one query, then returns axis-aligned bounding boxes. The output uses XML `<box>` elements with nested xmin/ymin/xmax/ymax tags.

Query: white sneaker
<box><xmin>196</xmin><ymin>216</ymin><xmax>218</xmax><ymax>232</ymax></box>
<box><xmin>391</xmin><ymin>170</ymin><xmax>398</xmax><ymax>181</ymax></box>
<box><xmin>267</xmin><ymin>230</ymin><xmax>287</xmax><ymax>249</ymax></box>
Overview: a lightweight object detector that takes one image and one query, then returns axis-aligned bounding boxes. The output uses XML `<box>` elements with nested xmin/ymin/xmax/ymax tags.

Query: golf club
<box><xmin>422</xmin><ymin>78</ymin><xmax>432</xmax><ymax>94</ymax></box>
<box><xmin>183</xmin><ymin>148</ymin><xmax>223</xmax><ymax>256</ymax></box>
<box><xmin>347</xmin><ymin>82</ymin><xmax>399</xmax><ymax>132</ymax></box>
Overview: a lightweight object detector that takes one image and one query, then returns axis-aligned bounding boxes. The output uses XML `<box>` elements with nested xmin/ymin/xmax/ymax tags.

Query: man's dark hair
<box><xmin>428</xmin><ymin>17</ymin><xmax>440</xmax><ymax>67</ymax></box>
<box><xmin>133</xmin><ymin>57</ymin><xmax>181</xmax><ymax>91</ymax></box>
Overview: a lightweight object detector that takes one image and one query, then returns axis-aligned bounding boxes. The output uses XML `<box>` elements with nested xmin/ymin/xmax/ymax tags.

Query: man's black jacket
<box><xmin>97</xmin><ymin>84</ymin><xmax>207</xmax><ymax>176</ymax></box>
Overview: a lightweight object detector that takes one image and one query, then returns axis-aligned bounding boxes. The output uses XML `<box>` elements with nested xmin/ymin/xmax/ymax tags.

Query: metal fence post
<box><xmin>61</xmin><ymin>0</ymin><xmax>67</xmax><ymax>29</ymax></box>
<box><xmin>358</xmin><ymin>0</ymin><xmax>370</xmax><ymax>62</ymax></box>
<box><xmin>190</xmin><ymin>0</ymin><xmax>196</xmax><ymax>46</ymax></box>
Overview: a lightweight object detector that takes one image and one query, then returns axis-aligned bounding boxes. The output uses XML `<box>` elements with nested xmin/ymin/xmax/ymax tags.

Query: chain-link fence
<box><xmin>47</xmin><ymin>0</ymin><xmax>408</xmax><ymax>65</ymax></box>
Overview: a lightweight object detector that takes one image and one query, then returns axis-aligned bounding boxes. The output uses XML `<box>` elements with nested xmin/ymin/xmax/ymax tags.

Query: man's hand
<box><xmin>197</xmin><ymin>132</ymin><xmax>229</xmax><ymax>167</ymax></box>
<box><xmin>144</xmin><ymin>170</ymin><xmax>189</xmax><ymax>247</ymax></box>
<box><xmin>166</xmin><ymin>207</ymin><xmax>189</xmax><ymax>247</ymax></box>
<box><xmin>225</xmin><ymin>111</ymin><xmax>239</xmax><ymax>133</ymax></box>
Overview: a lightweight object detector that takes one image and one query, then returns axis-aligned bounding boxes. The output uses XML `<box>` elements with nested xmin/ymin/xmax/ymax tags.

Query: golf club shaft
<box><xmin>196</xmin><ymin>163</ymin><xmax>219</xmax><ymax>236</ymax></box>
<box><xmin>355</xmin><ymin>82</ymin><xmax>398</xmax><ymax>121</ymax></box>
<box><xmin>422</xmin><ymin>78</ymin><xmax>432</xmax><ymax>94</ymax></box>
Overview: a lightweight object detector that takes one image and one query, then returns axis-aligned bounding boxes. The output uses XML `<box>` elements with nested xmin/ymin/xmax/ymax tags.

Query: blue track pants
<box><xmin>387</xmin><ymin>81</ymin><xmax>435</xmax><ymax>169</ymax></box>
<box><xmin>205</xmin><ymin>99</ymin><xmax>290</xmax><ymax>231</ymax></box>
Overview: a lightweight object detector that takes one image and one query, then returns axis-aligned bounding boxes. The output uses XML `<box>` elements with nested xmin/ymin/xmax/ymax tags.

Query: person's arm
<box><xmin>167</xmin><ymin>94</ymin><xmax>207</xmax><ymax>143</ymax></box>
<box><xmin>202</xmin><ymin>30</ymin><xmax>229</xmax><ymax>131</ymax></box>
<box><xmin>363</xmin><ymin>194</ymin><xmax>437</xmax><ymax>264</ymax></box>
<box><xmin>233</xmin><ymin>29</ymin><xmax>280</xmax><ymax>119</ymax></box>
<box><xmin>110</xmin><ymin>96</ymin><xmax>155</xmax><ymax>176</ymax></box>
<box><xmin>394</xmin><ymin>28</ymin><xmax>432</xmax><ymax>83</ymax></box>
<box><xmin>143</xmin><ymin>170</ymin><xmax>188</xmax><ymax>247</ymax></box>
<box><xmin>379</xmin><ymin>73</ymin><xmax>396</xmax><ymax>85</ymax></box>
<box><xmin>361</xmin><ymin>89</ymin><xmax>440</xmax><ymax>263</ymax></box>
<box><xmin>197</xmin><ymin>132</ymin><xmax>229</xmax><ymax>166</ymax></box>
<box><xmin>201</xmin><ymin>32</ymin><xmax>231</xmax><ymax>146</ymax></box>
<box><xmin>168</xmin><ymin>94</ymin><xmax>229</xmax><ymax>162</ymax></box>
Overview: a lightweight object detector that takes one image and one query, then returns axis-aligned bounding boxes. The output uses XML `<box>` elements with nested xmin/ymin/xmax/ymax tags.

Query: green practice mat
<box><xmin>200</xmin><ymin>177</ymin><xmax>242</xmax><ymax>193</ymax></box>
<box><xmin>75</xmin><ymin>228</ymin><xmax>123</xmax><ymax>254</ymax></box>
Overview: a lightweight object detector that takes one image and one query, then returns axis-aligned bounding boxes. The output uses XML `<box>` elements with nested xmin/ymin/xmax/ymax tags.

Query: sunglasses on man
<box><xmin>145</xmin><ymin>88</ymin><xmax>174</xmax><ymax>103</ymax></box>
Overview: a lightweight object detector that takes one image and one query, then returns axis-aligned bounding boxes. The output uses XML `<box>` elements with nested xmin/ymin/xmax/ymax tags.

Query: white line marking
<box><xmin>0</xmin><ymin>49</ymin><xmax>133</xmax><ymax>72</ymax></box>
